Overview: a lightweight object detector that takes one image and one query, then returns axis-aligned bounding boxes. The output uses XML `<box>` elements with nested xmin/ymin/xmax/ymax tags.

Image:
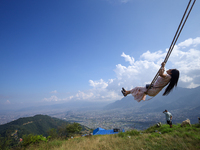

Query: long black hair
<box><xmin>163</xmin><ymin>69</ymin><xmax>180</xmax><ymax>96</ymax></box>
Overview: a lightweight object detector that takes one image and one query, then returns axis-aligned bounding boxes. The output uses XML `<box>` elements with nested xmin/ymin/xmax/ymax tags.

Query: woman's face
<box><xmin>167</xmin><ymin>69</ymin><xmax>173</xmax><ymax>75</ymax></box>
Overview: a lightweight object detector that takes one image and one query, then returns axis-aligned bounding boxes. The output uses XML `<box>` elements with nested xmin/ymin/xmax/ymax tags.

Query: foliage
<box><xmin>22</xmin><ymin>134</ymin><xmax>48</xmax><ymax>147</ymax></box>
<box><xmin>0</xmin><ymin>134</ymin><xmax>8</xmax><ymax>150</ymax></box>
<box><xmin>47</xmin><ymin>128</ymin><xmax>58</xmax><ymax>139</ymax></box>
<box><xmin>65</xmin><ymin>122</ymin><xmax>82</xmax><ymax>137</ymax></box>
<box><xmin>57</xmin><ymin>125</ymin><xmax>68</xmax><ymax>138</ymax></box>
<box><xmin>0</xmin><ymin>131</ymin><xmax>17</xmax><ymax>150</ymax></box>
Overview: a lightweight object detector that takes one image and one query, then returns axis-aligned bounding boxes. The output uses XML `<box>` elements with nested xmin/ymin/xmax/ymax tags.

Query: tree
<box><xmin>0</xmin><ymin>131</ymin><xmax>13</xmax><ymax>150</ymax></box>
<box><xmin>0</xmin><ymin>135</ymin><xmax>3</xmax><ymax>150</ymax></box>
<box><xmin>47</xmin><ymin>128</ymin><xmax>58</xmax><ymax>139</ymax></box>
<box><xmin>65</xmin><ymin>123</ymin><xmax>82</xmax><ymax>137</ymax></box>
<box><xmin>58</xmin><ymin>125</ymin><xmax>68</xmax><ymax>138</ymax></box>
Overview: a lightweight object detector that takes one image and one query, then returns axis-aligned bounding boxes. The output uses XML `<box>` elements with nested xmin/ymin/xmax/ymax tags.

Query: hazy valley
<box><xmin>1</xmin><ymin>86</ymin><xmax>200</xmax><ymax>131</ymax></box>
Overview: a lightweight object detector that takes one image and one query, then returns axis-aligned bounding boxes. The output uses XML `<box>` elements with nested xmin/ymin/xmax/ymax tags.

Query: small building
<box><xmin>93</xmin><ymin>127</ymin><xmax>125</xmax><ymax>135</ymax></box>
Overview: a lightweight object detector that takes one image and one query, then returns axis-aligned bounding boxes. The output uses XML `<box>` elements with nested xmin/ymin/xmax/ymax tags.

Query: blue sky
<box><xmin>0</xmin><ymin>0</ymin><xmax>200</xmax><ymax>109</ymax></box>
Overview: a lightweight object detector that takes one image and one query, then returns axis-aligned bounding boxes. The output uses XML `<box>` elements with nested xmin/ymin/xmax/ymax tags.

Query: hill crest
<box><xmin>0</xmin><ymin>114</ymin><xmax>70</xmax><ymax>137</ymax></box>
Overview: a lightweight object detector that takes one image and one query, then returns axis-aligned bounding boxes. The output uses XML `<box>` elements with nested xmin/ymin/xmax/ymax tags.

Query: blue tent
<box><xmin>93</xmin><ymin>127</ymin><xmax>125</xmax><ymax>135</ymax></box>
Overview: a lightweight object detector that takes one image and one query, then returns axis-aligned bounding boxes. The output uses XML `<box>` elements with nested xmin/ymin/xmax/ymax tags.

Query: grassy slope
<box><xmin>0</xmin><ymin>115</ymin><xmax>70</xmax><ymax>137</ymax></box>
<box><xmin>22</xmin><ymin>123</ymin><xmax>200</xmax><ymax>150</ymax></box>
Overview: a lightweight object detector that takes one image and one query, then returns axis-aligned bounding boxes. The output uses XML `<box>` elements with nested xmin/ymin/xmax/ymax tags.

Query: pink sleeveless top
<box><xmin>147</xmin><ymin>74</ymin><xmax>171</xmax><ymax>96</ymax></box>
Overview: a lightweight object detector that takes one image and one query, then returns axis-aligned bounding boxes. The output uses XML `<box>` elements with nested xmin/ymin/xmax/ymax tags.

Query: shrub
<box><xmin>22</xmin><ymin>134</ymin><xmax>47</xmax><ymax>147</ymax></box>
<box><xmin>48</xmin><ymin>128</ymin><xmax>58</xmax><ymax>139</ymax></box>
<box><xmin>66</xmin><ymin>123</ymin><xmax>82</xmax><ymax>137</ymax></box>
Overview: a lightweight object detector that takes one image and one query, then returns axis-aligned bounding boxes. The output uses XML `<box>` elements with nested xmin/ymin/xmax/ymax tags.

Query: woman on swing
<box><xmin>121</xmin><ymin>62</ymin><xmax>180</xmax><ymax>102</ymax></box>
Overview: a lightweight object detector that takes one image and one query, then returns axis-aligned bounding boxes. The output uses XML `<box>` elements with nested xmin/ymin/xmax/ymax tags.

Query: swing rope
<box><xmin>145</xmin><ymin>0</ymin><xmax>196</xmax><ymax>94</ymax></box>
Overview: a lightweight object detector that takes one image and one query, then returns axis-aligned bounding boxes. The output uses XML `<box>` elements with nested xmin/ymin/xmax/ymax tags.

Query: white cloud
<box><xmin>76</xmin><ymin>91</ymin><xmax>94</xmax><ymax>100</ymax></box>
<box><xmin>170</xmin><ymin>48</ymin><xmax>200</xmax><ymax>73</ymax></box>
<box><xmin>180</xmin><ymin>75</ymin><xmax>193</xmax><ymax>82</ymax></box>
<box><xmin>140</xmin><ymin>50</ymin><xmax>166</xmax><ymax>62</ymax></box>
<box><xmin>121</xmin><ymin>52</ymin><xmax>135</xmax><ymax>65</ymax></box>
<box><xmin>43</xmin><ymin>95</ymin><xmax>58</xmax><ymax>102</ymax></box>
<box><xmin>187</xmin><ymin>82</ymin><xmax>200</xmax><ymax>88</ymax></box>
<box><xmin>89</xmin><ymin>79</ymin><xmax>108</xmax><ymax>89</ymax></box>
<box><xmin>177</xmin><ymin>37</ymin><xmax>200</xmax><ymax>48</ymax></box>
<box><xmin>50</xmin><ymin>90</ymin><xmax>57</xmax><ymax>94</ymax></box>
<box><xmin>43</xmin><ymin>95</ymin><xmax>74</xmax><ymax>102</ymax></box>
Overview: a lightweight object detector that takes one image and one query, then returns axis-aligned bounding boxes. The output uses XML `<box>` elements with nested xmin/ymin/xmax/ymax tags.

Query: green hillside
<box><xmin>0</xmin><ymin>115</ymin><xmax>71</xmax><ymax>138</ymax></box>
<box><xmin>0</xmin><ymin>114</ymin><xmax>91</xmax><ymax>149</ymax></box>
<box><xmin>19</xmin><ymin>123</ymin><xmax>200</xmax><ymax>150</ymax></box>
<box><xmin>0</xmin><ymin>114</ymin><xmax>89</xmax><ymax>139</ymax></box>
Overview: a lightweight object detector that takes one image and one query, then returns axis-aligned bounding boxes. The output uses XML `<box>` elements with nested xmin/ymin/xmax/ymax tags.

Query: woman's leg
<box><xmin>123</xmin><ymin>87</ymin><xmax>147</xmax><ymax>101</ymax></box>
<box><xmin>125</xmin><ymin>90</ymin><xmax>131</xmax><ymax>96</ymax></box>
<box><xmin>141</xmin><ymin>93</ymin><xmax>146</xmax><ymax>100</ymax></box>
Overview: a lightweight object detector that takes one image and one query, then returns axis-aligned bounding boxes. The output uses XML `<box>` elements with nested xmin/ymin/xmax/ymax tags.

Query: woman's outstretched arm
<box><xmin>159</xmin><ymin>62</ymin><xmax>167</xmax><ymax>78</ymax></box>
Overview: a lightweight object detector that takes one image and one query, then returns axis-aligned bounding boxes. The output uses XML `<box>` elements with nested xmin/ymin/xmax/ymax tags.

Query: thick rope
<box><xmin>145</xmin><ymin>0</ymin><xmax>196</xmax><ymax>94</ymax></box>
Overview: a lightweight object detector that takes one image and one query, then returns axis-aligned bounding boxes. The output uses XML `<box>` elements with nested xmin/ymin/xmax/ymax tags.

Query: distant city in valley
<box><xmin>1</xmin><ymin>87</ymin><xmax>200</xmax><ymax>130</ymax></box>
<box><xmin>0</xmin><ymin>107</ymin><xmax>199</xmax><ymax>131</ymax></box>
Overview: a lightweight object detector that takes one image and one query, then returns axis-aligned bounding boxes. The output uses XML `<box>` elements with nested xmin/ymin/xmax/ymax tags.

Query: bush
<box><xmin>48</xmin><ymin>128</ymin><xmax>58</xmax><ymax>139</ymax></box>
<box><xmin>22</xmin><ymin>134</ymin><xmax>48</xmax><ymax>147</ymax></box>
<box><xmin>66</xmin><ymin>123</ymin><xmax>82</xmax><ymax>137</ymax></box>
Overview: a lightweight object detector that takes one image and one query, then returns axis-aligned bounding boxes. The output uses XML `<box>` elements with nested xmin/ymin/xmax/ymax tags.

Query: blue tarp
<box><xmin>93</xmin><ymin>127</ymin><xmax>125</xmax><ymax>135</ymax></box>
